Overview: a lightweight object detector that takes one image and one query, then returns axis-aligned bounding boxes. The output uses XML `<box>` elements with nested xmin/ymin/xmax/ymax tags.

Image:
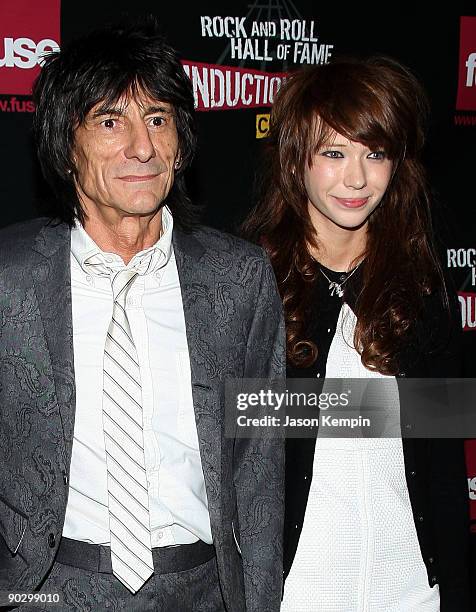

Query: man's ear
<box><xmin>68</xmin><ymin>150</ymin><xmax>78</xmax><ymax>176</ymax></box>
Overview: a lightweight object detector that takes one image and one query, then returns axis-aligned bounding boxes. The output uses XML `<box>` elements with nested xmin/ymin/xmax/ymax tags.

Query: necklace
<box><xmin>319</xmin><ymin>261</ymin><xmax>362</xmax><ymax>297</ymax></box>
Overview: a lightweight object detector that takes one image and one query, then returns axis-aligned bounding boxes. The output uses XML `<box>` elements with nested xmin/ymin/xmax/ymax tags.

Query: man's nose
<box><xmin>343</xmin><ymin>159</ymin><xmax>367</xmax><ymax>190</ymax></box>
<box><xmin>124</xmin><ymin>122</ymin><xmax>156</xmax><ymax>162</ymax></box>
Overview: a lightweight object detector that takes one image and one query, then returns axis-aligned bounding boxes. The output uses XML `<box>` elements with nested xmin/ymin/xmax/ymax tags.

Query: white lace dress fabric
<box><xmin>281</xmin><ymin>303</ymin><xmax>440</xmax><ymax>612</ymax></box>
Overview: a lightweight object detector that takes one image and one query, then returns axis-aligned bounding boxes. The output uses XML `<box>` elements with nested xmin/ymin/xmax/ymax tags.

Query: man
<box><xmin>0</xmin><ymin>18</ymin><xmax>285</xmax><ymax>611</ymax></box>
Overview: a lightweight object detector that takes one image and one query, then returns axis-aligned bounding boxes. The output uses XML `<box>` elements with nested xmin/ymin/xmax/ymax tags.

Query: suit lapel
<box><xmin>29</xmin><ymin>222</ymin><xmax>223</xmax><ymax>529</ymax></box>
<box><xmin>173</xmin><ymin>227</ymin><xmax>223</xmax><ymax>532</ymax></box>
<box><xmin>31</xmin><ymin>222</ymin><xmax>76</xmax><ymax>456</ymax></box>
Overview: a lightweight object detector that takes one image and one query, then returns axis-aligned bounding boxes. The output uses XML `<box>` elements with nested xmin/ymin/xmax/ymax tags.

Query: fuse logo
<box><xmin>469</xmin><ymin>477</ymin><xmax>476</xmax><ymax>501</ymax></box>
<box><xmin>0</xmin><ymin>0</ymin><xmax>60</xmax><ymax>96</ymax></box>
<box><xmin>1</xmin><ymin>38</ymin><xmax>59</xmax><ymax>69</ymax></box>
<box><xmin>456</xmin><ymin>16</ymin><xmax>476</xmax><ymax>111</ymax></box>
<box><xmin>466</xmin><ymin>53</ymin><xmax>476</xmax><ymax>87</ymax></box>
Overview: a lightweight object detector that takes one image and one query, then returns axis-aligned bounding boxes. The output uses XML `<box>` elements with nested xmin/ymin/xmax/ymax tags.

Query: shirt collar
<box><xmin>70</xmin><ymin>206</ymin><xmax>174</xmax><ymax>277</ymax></box>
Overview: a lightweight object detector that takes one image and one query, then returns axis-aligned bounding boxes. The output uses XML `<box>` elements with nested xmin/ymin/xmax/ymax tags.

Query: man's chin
<box><xmin>116</xmin><ymin>196</ymin><xmax>165</xmax><ymax>217</ymax></box>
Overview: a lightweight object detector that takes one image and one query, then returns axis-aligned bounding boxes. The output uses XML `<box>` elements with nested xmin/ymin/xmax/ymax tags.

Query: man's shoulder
<box><xmin>0</xmin><ymin>217</ymin><xmax>52</xmax><ymax>252</ymax></box>
<box><xmin>186</xmin><ymin>224</ymin><xmax>266</xmax><ymax>260</ymax></box>
<box><xmin>0</xmin><ymin>217</ymin><xmax>70</xmax><ymax>270</ymax></box>
<box><xmin>173</xmin><ymin>225</ymin><xmax>274</xmax><ymax>295</ymax></box>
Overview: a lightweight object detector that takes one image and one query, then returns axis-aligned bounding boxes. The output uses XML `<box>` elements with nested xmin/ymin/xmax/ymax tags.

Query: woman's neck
<box><xmin>308</xmin><ymin>209</ymin><xmax>367</xmax><ymax>271</ymax></box>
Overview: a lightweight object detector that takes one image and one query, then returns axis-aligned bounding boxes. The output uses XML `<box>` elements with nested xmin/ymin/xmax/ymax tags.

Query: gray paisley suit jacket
<box><xmin>0</xmin><ymin>218</ymin><xmax>285</xmax><ymax>612</ymax></box>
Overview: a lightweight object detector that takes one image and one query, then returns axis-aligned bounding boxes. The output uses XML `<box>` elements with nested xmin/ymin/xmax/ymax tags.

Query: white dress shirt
<box><xmin>281</xmin><ymin>303</ymin><xmax>439</xmax><ymax>612</ymax></box>
<box><xmin>63</xmin><ymin>207</ymin><xmax>213</xmax><ymax>547</ymax></box>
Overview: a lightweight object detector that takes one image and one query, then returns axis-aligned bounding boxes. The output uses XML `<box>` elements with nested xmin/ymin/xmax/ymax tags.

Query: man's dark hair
<box><xmin>32</xmin><ymin>16</ymin><xmax>198</xmax><ymax>228</ymax></box>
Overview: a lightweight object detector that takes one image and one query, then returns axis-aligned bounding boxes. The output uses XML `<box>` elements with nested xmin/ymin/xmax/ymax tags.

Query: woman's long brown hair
<box><xmin>243</xmin><ymin>56</ymin><xmax>444</xmax><ymax>375</ymax></box>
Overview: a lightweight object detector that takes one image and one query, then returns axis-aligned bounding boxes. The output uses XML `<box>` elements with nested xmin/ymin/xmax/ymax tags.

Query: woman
<box><xmin>243</xmin><ymin>57</ymin><xmax>470</xmax><ymax>611</ymax></box>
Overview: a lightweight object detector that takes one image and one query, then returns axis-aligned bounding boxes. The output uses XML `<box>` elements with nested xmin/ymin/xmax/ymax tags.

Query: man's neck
<box><xmin>82</xmin><ymin>208</ymin><xmax>163</xmax><ymax>265</ymax></box>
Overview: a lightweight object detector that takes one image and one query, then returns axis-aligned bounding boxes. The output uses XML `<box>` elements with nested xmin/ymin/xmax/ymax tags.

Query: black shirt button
<box><xmin>410</xmin><ymin>471</ymin><xmax>417</xmax><ymax>477</ymax></box>
<box><xmin>430</xmin><ymin>575</ymin><xmax>437</xmax><ymax>584</ymax></box>
<box><xmin>405</xmin><ymin>424</ymin><xmax>412</xmax><ymax>431</ymax></box>
<box><xmin>48</xmin><ymin>533</ymin><xmax>56</xmax><ymax>548</ymax></box>
<box><xmin>428</xmin><ymin>557</ymin><xmax>434</xmax><ymax>564</ymax></box>
<box><xmin>418</xmin><ymin>515</ymin><xmax>424</xmax><ymax>522</ymax></box>
<box><xmin>398</xmin><ymin>372</ymin><xmax>406</xmax><ymax>377</ymax></box>
<box><xmin>62</xmin><ymin>471</ymin><xmax>68</xmax><ymax>485</ymax></box>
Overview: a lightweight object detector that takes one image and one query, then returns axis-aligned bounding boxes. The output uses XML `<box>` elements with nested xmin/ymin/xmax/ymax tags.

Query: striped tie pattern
<box><xmin>103</xmin><ymin>269</ymin><xmax>154</xmax><ymax>593</ymax></box>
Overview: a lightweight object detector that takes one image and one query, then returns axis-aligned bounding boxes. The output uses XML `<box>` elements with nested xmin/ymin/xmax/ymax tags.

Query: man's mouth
<box><xmin>118</xmin><ymin>174</ymin><xmax>159</xmax><ymax>182</ymax></box>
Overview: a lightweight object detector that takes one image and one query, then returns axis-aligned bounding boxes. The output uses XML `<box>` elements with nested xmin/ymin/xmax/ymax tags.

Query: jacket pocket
<box><xmin>231</xmin><ymin>519</ymin><xmax>242</xmax><ymax>557</ymax></box>
<box><xmin>0</xmin><ymin>496</ymin><xmax>27</xmax><ymax>555</ymax></box>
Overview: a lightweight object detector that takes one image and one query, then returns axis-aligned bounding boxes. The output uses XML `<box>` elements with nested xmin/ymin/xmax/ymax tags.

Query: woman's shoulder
<box><xmin>404</xmin><ymin>275</ymin><xmax>463</xmax><ymax>377</ymax></box>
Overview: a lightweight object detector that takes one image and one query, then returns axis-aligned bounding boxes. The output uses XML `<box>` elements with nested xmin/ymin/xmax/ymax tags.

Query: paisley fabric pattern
<box><xmin>18</xmin><ymin>557</ymin><xmax>225</xmax><ymax>612</ymax></box>
<box><xmin>0</xmin><ymin>218</ymin><xmax>285</xmax><ymax>612</ymax></box>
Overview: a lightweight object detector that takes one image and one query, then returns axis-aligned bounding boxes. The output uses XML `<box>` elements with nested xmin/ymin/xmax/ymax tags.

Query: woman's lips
<box><xmin>332</xmin><ymin>196</ymin><xmax>369</xmax><ymax>208</ymax></box>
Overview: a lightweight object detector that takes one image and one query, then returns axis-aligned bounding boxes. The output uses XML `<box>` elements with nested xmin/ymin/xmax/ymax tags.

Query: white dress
<box><xmin>281</xmin><ymin>304</ymin><xmax>440</xmax><ymax>612</ymax></box>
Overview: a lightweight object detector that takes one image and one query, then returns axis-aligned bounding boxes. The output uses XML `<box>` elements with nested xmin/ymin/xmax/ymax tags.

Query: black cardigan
<box><xmin>284</xmin><ymin>269</ymin><xmax>471</xmax><ymax>612</ymax></box>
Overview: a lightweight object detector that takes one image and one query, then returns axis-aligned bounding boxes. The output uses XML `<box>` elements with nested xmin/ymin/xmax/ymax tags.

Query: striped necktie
<box><xmin>102</xmin><ymin>268</ymin><xmax>154</xmax><ymax>593</ymax></box>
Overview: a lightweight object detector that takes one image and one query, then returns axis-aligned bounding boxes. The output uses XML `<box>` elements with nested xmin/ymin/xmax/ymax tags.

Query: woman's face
<box><xmin>304</xmin><ymin>130</ymin><xmax>393</xmax><ymax>232</ymax></box>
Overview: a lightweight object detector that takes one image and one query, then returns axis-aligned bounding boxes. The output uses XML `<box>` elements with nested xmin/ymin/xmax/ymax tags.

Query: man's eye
<box><xmin>102</xmin><ymin>118</ymin><xmax>116</xmax><ymax>129</ymax></box>
<box><xmin>150</xmin><ymin>116</ymin><xmax>165</xmax><ymax>127</ymax></box>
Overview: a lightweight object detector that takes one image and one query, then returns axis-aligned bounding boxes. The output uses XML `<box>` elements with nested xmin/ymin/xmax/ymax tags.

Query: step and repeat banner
<box><xmin>1</xmin><ymin>0</ymin><xmax>475</xmax><ymax>524</ymax></box>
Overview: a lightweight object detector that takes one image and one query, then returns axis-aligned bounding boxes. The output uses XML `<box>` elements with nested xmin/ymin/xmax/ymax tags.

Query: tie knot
<box><xmin>111</xmin><ymin>269</ymin><xmax>138</xmax><ymax>303</ymax></box>
<box><xmin>83</xmin><ymin>249</ymin><xmax>160</xmax><ymax>279</ymax></box>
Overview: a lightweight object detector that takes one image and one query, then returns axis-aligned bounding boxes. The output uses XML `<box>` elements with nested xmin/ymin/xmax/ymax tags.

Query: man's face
<box><xmin>72</xmin><ymin>91</ymin><xmax>180</xmax><ymax>220</ymax></box>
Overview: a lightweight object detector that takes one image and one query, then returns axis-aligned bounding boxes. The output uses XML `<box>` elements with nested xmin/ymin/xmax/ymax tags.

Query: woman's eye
<box><xmin>322</xmin><ymin>150</ymin><xmax>343</xmax><ymax>159</ymax></box>
<box><xmin>368</xmin><ymin>151</ymin><xmax>386</xmax><ymax>160</ymax></box>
